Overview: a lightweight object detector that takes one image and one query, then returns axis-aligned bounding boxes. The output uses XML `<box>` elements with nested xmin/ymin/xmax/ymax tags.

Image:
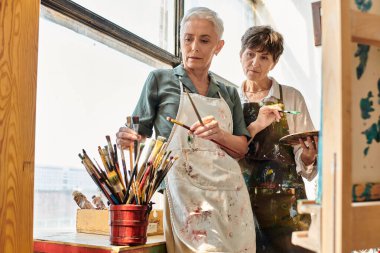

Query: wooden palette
<box><xmin>279</xmin><ymin>130</ymin><xmax>319</xmax><ymax>145</ymax></box>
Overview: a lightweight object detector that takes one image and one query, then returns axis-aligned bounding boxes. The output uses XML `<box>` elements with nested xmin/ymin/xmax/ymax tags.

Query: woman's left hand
<box><xmin>300</xmin><ymin>136</ymin><xmax>318</xmax><ymax>166</ymax></box>
<box><xmin>190</xmin><ymin>115</ymin><xmax>224</xmax><ymax>142</ymax></box>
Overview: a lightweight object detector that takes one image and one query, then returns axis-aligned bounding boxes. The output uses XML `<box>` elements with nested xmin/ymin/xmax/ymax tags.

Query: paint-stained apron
<box><xmin>165</xmin><ymin>79</ymin><xmax>256</xmax><ymax>253</ymax></box>
<box><xmin>239</xmin><ymin>85</ymin><xmax>311</xmax><ymax>253</ymax></box>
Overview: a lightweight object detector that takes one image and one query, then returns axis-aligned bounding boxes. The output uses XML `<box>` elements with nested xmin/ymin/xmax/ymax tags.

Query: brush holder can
<box><xmin>109</xmin><ymin>204</ymin><xmax>149</xmax><ymax>246</ymax></box>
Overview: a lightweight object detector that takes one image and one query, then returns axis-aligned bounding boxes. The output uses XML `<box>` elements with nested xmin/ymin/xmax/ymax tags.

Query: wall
<box><xmin>253</xmin><ymin>0</ymin><xmax>322</xmax><ymax>128</ymax></box>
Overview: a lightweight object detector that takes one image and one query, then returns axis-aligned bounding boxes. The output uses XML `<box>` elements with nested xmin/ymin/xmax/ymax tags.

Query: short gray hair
<box><xmin>180</xmin><ymin>7</ymin><xmax>224</xmax><ymax>40</ymax></box>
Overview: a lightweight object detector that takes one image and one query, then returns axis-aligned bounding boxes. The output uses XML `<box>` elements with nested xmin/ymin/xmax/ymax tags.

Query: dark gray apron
<box><xmin>240</xmin><ymin>85</ymin><xmax>312</xmax><ymax>253</ymax></box>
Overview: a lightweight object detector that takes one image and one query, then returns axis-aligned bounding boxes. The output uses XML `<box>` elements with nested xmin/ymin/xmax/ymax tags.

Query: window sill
<box><xmin>34</xmin><ymin>232</ymin><xmax>166</xmax><ymax>253</ymax></box>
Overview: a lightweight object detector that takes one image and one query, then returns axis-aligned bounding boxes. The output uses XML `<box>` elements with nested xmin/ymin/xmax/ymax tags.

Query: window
<box><xmin>34</xmin><ymin>16</ymin><xmax>169</xmax><ymax>232</ymax></box>
<box><xmin>71</xmin><ymin>0</ymin><xmax>176</xmax><ymax>54</ymax></box>
<box><xmin>35</xmin><ymin>0</ymin><xmax>255</xmax><ymax>233</ymax></box>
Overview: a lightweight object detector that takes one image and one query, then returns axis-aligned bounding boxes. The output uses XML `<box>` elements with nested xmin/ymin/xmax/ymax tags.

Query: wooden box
<box><xmin>76</xmin><ymin>209</ymin><xmax>164</xmax><ymax>236</ymax></box>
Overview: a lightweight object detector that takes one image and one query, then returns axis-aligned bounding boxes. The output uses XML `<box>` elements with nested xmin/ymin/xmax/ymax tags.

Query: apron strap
<box><xmin>278</xmin><ymin>83</ymin><xmax>284</xmax><ymax>104</ymax></box>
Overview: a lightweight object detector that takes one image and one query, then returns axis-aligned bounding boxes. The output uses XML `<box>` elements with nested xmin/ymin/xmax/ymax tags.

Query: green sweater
<box><xmin>133</xmin><ymin>64</ymin><xmax>249</xmax><ymax>139</ymax></box>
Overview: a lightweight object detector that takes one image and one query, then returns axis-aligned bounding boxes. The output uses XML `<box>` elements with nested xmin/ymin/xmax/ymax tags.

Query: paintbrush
<box><xmin>184</xmin><ymin>89</ymin><xmax>242</xmax><ymax>155</ymax></box>
<box><xmin>106</xmin><ymin>136</ymin><xmax>124</xmax><ymax>189</ymax></box>
<box><xmin>107</xmin><ymin>170</ymin><xmax>125</xmax><ymax>201</ymax></box>
<box><xmin>123</xmin><ymin>142</ymin><xmax>145</xmax><ymax>203</ymax></box>
<box><xmin>125</xmin><ymin>116</ymin><xmax>134</xmax><ymax>177</ymax></box>
<box><xmin>166</xmin><ymin>117</ymin><xmax>240</xmax><ymax>155</ymax></box>
<box><xmin>82</xmin><ymin>150</ymin><xmax>123</xmax><ymax>203</ymax></box>
<box><xmin>147</xmin><ymin>151</ymin><xmax>172</xmax><ymax>201</ymax></box>
<box><xmin>138</xmin><ymin>137</ymin><xmax>166</xmax><ymax>193</ymax></box>
<box><xmin>105</xmin><ymin>136</ymin><xmax>115</xmax><ymax>168</ymax></box>
<box><xmin>81</xmin><ymin>150</ymin><xmax>103</xmax><ymax>178</ymax></box>
<box><xmin>132</xmin><ymin>116</ymin><xmax>140</xmax><ymax>160</ymax></box>
<box><xmin>99</xmin><ymin>146</ymin><xmax>125</xmax><ymax>200</ymax></box>
<box><xmin>246</xmin><ymin>110</ymin><xmax>301</xmax><ymax>146</ymax></box>
<box><xmin>265</xmin><ymin>103</ymin><xmax>301</xmax><ymax>115</ymax></box>
<box><xmin>98</xmin><ymin>146</ymin><xmax>111</xmax><ymax>173</ymax></box>
<box><xmin>119</xmin><ymin>145</ymin><xmax>129</xmax><ymax>188</ymax></box>
<box><xmin>279</xmin><ymin>110</ymin><xmax>301</xmax><ymax>115</ymax></box>
<box><xmin>166</xmin><ymin>117</ymin><xmax>191</xmax><ymax>130</ymax></box>
<box><xmin>93</xmin><ymin>158</ymin><xmax>120</xmax><ymax>199</ymax></box>
<box><xmin>185</xmin><ymin>89</ymin><xmax>204</xmax><ymax>125</ymax></box>
<box><xmin>80</xmin><ymin>160</ymin><xmax>113</xmax><ymax>203</ymax></box>
<box><xmin>136</xmin><ymin>139</ymin><xmax>156</xmax><ymax>181</ymax></box>
<box><xmin>79</xmin><ymin>153</ymin><xmax>119</xmax><ymax>204</ymax></box>
<box><xmin>103</xmin><ymin>146</ymin><xmax>113</xmax><ymax>170</ymax></box>
<box><xmin>147</xmin><ymin>156</ymin><xmax>178</xmax><ymax>202</ymax></box>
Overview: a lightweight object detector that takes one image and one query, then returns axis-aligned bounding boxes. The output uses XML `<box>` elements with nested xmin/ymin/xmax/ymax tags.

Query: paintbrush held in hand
<box><xmin>166</xmin><ymin>116</ymin><xmax>241</xmax><ymax>155</ymax></box>
<box><xmin>266</xmin><ymin>103</ymin><xmax>301</xmax><ymax>115</ymax></box>
<box><xmin>79</xmin><ymin>134</ymin><xmax>177</xmax><ymax>205</ymax></box>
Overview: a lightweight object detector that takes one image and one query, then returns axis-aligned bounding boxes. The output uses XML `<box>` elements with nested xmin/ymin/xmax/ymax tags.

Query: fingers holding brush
<box><xmin>116</xmin><ymin>127</ymin><xmax>142</xmax><ymax>149</ymax></box>
<box><xmin>190</xmin><ymin>115</ymin><xmax>224</xmax><ymax>141</ymax></box>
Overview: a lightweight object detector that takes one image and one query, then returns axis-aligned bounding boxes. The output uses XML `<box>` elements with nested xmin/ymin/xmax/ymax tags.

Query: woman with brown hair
<box><xmin>239</xmin><ymin>25</ymin><xmax>318</xmax><ymax>253</ymax></box>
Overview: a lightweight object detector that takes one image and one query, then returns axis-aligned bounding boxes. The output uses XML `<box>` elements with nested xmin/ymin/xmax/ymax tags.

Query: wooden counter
<box><xmin>34</xmin><ymin>232</ymin><xmax>166</xmax><ymax>253</ymax></box>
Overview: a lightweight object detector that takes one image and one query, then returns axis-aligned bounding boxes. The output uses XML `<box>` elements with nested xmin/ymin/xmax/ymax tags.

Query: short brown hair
<box><xmin>240</xmin><ymin>26</ymin><xmax>284</xmax><ymax>63</ymax></box>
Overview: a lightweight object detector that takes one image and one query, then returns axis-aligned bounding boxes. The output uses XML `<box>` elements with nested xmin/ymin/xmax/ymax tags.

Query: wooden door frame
<box><xmin>0</xmin><ymin>1</ymin><xmax>40</xmax><ymax>252</ymax></box>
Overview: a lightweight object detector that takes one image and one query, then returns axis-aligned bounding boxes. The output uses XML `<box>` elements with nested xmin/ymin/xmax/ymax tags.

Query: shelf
<box><xmin>292</xmin><ymin>231</ymin><xmax>319</xmax><ymax>253</ymax></box>
<box><xmin>351</xmin><ymin>10</ymin><xmax>380</xmax><ymax>47</ymax></box>
<box><xmin>291</xmin><ymin>200</ymin><xmax>321</xmax><ymax>252</ymax></box>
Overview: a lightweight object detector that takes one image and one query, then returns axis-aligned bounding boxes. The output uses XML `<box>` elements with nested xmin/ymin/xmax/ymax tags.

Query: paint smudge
<box><xmin>352</xmin><ymin>183</ymin><xmax>380</xmax><ymax>202</ymax></box>
<box><xmin>360</xmin><ymin>91</ymin><xmax>374</xmax><ymax>119</ymax></box>
<box><xmin>355</xmin><ymin>0</ymin><xmax>372</xmax><ymax>12</ymax></box>
<box><xmin>217</xmin><ymin>150</ymin><xmax>226</xmax><ymax>157</ymax></box>
<box><xmin>191</xmin><ymin>230</ymin><xmax>207</xmax><ymax>241</ymax></box>
<box><xmin>186</xmin><ymin>165</ymin><xmax>198</xmax><ymax>179</ymax></box>
<box><xmin>354</xmin><ymin>44</ymin><xmax>370</xmax><ymax>80</ymax></box>
<box><xmin>180</xmin><ymin>206</ymin><xmax>212</xmax><ymax>242</ymax></box>
<box><xmin>361</xmin><ymin>117</ymin><xmax>380</xmax><ymax>156</ymax></box>
<box><xmin>364</xmin><ymin>146</ymin><xmax>370</xmax><ymax>156</ymax></box>
<box><xmin>242</xmin><ymin>171</ymin><xmax>250</xmax><ymax>186</ymax></box>
<box><xmin>192</xmin><ymin>206</ymin><xmax>212</xmax><ymax>218</ymax></box>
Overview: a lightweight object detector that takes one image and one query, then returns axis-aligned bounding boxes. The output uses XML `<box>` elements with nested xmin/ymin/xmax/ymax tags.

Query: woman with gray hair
<box><xmin>117</xmin><ymin>7</ymin><xmax>256</xmax><ymax>253</ymax></box>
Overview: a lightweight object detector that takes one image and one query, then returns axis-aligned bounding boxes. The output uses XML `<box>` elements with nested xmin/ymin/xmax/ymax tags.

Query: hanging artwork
<box><xmin>351</xmin><ymin>0</ymin><xmax>380</xmax><ymax>185</ymax></box>
<box><xmin>311</xmin><ymin>1</ymin><xmax>321</xmax><ymax>46</ymax></box>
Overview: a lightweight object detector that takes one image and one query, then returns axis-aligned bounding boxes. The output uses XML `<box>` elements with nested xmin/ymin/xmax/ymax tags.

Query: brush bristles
<box><xmin>80</xmin><ymin>117</ymin><xmax>177</xmax><ymax>205</ymax></box>
<box><xmin>126</xmin><ymin>116</ymin><xmax>132</xmax><ymax>128</ymax></box>
<box><xmin>157</xmin><ymin>136</ymin><xmax>166</xmax><ymax>142</ymax></box>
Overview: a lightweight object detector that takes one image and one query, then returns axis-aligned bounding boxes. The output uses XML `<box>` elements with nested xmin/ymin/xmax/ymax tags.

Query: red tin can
<box><xmin>109</xmin><ymin>204</ymin><xmax>149</xmax><ymax>246</ymax></box>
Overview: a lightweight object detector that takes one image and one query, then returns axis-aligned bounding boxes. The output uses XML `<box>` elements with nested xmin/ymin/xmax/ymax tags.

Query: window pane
<box><xmin>185</xmin><ymin>0</ymin><xmax>254</xmax><ymax>85</ymax></box>
<box><xmin>34</xmin><ymin>17</ymin><xmax>169</xmax><ymax>233</ymax></box>
<box><xmin>71</xmin><ymin>0</ymin><xmax>176</xmax><ymax>54</ymax></box>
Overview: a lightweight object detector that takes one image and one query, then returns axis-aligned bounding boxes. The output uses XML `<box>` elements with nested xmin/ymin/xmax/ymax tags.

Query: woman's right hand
<box><xmin>116</xmin><ymin>127</ymin><xmax>142</xmax><ymax>150</ymax></box>
<box><xmin>247</xmin><ymin>104</ymin><xmax>282</xmax><ymax>137</ymax></box>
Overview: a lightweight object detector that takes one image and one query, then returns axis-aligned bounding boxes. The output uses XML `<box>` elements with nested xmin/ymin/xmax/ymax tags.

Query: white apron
<box><xmin>165</xmin><ymin>79</ymin><xmax>256</xmax><ymax>253</ymax></box>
